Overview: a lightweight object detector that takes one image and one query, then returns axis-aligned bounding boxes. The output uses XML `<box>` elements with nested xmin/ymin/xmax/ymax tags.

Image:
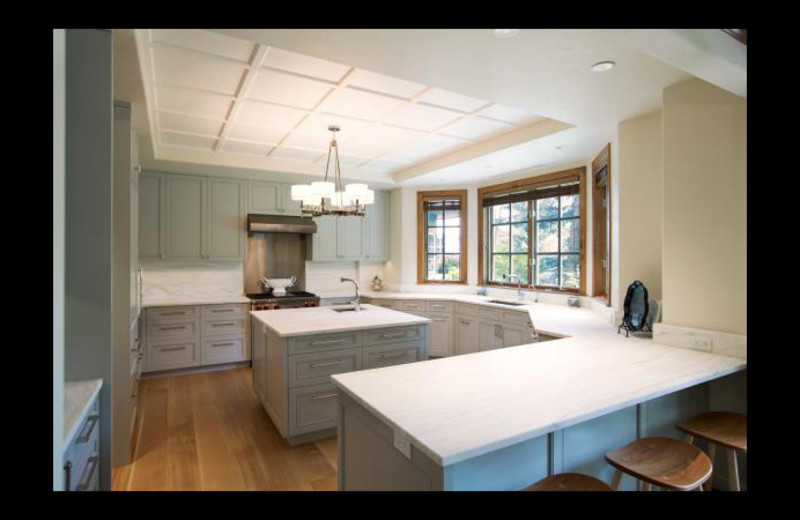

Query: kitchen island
<box><xmin>331</xmin><ymin>301</ymin><xmax>747</xmax><ymax>491</ymax></box>
<box><xmin>250</xmin><ymin>304</ymin><xmax>431</xmax><ymax>445</ymax></box>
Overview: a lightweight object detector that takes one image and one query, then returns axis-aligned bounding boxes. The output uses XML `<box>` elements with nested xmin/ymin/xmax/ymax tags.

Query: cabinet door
<box><xmin>363</xmin><ymin>190</ymin><xmax>389</xmax><ymax>261</ymax></box>
<box><xmin>206</xmin><ymin>178</ymin><xmax>245</xmax><ymax>261</ymax></box>
<box><xmin>502</xmin><ymin>323</ymin><xmax>533</xmax><ymax>347</ymax></box>
<box><xmin>312</xmin><ymin>216</ymin><xmax>339</xmax><ymax>261</ymax></box>
<box><xmin>281</xmin><ymin>184</ymin><xmax>302</xmax><ymax>216</ymax></box>
<box><xmin>338</xmin><ymin>216</ymin><xmax>363</xmax><ymax>260</ymax></box>
<box><xmin>428</xmin><ymin>311</ymin><xmax>453</xmax><ymax>357</ymax></box>
<box><xmin>455</xmin><ymin>316</ymin><xmax>479</xmax><ymax>356</ymax></box>
<box><xmin>248</xmin><ymin>181</ymin><xmax>282</xmax><ymax>214</ymax></box>
<box><xmin>166</xmin><ymin>175</ymin><xmax>205</xmax><ymax>261</ymax></box>
<box><xmin>479</xmin><ymin>320</ymin><xmax>504</xmax><ymax>351</ymax></box>
<box><xmin>138</xmin><ymin>172</ymin><xmax>166</xmax><ymax>261</ymax></box>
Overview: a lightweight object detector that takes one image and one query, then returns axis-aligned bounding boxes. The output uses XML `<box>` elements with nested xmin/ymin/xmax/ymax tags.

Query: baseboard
<box><xmin>653</xmin><ymin>323</ymin><xmax>747</xmax><ymax>359</ymax></box>
<box><xmin>140</xmin><ymin>360</ymin><xmax>251</xmax><ymax>380</ymax></box>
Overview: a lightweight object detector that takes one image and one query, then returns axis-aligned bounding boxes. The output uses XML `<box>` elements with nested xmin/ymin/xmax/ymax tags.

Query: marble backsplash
<box><xmin>141</xmin><ymin>262</ymin><xmax>244</xmax><ymax>300</ymax></box>
<box><xmin>305</xmin><ymin>261</ymin><xmax>386</xmax><ymax>297</ymax></box>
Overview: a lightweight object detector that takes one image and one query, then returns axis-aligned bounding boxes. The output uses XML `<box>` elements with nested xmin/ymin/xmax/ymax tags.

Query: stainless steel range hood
<box><xmin>247</xmin><ymin>214</ymin><xmax>317</xmax><ymax>234</ymax></box>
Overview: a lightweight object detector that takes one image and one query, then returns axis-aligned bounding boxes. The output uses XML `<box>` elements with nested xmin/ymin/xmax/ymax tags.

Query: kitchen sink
<box><xmin>486</xmin><ymin>299</ymin><xmax>525</xmax><ymax>306</ymax></box>
<box><xmin>331</xmin><ymin>306</ymin><xmax>362</xmax><ymax>312</ymax></box>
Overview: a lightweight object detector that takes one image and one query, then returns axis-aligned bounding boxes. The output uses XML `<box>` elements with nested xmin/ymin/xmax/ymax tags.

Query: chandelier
<box><xmin>290</xmin><ymin>125</ymin><xmax>374</xmax><ymax>217</ymax></box>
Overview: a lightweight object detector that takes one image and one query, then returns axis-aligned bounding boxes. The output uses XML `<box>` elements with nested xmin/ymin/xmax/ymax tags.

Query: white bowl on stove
<box><xmin>263</xmin><ymin>276</ymin><xmax>295</xmax><ymax>296</ymax></box>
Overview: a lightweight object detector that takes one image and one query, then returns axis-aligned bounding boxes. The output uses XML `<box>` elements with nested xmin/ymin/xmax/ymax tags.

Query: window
<box><xmin>478</xmin><ymin>168</ymin><xmax>586</xmax><ymax>293</ymax></box>
<box><xmin>417</xmin><ymin>190</ymin><xmax>467</xmax><ymax>284</ymax></box>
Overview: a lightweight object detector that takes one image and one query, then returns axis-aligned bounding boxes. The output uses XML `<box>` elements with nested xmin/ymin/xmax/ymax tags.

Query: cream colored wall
<box><xmin>617</xmin><ymin>110</ymin><xmax>663</xmax><ymax>305</ymax></box>
<box><xmin>661</xmin><ymin>78</ymin><xmax>746</xmax><ymax>335</ymax></box>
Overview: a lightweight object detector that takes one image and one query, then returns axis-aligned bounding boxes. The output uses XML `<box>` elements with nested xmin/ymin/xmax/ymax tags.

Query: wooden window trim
<box><xmin>478</xmin><ymin>167</ymin><xmax>587</xmax><ymax>294</ymax></box>
<box><xmin>417</xmin><ymin>190</ymin><xmax>468</xmax><ymax>285</ymax></box>
<box><xmin>592</xmin><ymin>144</ymin><xmax>612</xmax><ymax>306</ymax></box>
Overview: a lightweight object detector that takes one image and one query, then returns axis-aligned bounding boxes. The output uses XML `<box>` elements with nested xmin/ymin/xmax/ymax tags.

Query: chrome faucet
<box><xmin>341</xmin><ymin>277</ymin><xmax>360</xmax><ymax>311</ymax></box>
<box><xmin>504</xmin><ymin>273</ymin><xmax>525</xmax><ymax>301</ymax></box>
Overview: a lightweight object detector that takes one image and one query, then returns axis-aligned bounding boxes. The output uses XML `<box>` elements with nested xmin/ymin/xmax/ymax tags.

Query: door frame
<box><xmin>592</xmin><ymin>144</ymin><xmax>611</xmax><ymax>306</ymax></box>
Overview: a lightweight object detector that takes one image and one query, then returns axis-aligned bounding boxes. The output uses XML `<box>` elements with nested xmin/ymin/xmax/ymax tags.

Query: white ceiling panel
<box><xmin>382</xmin><ymin>103</ymin><xmax>462</xmax><ymax>131</ymax></box>
<box><xmin>161</xmin><ymin>131</ymin><xmax>217</xmax><ymax>150</ymax></box>
<box><xmin>227</xmin><ymin>122</ymin><xmax>287</xmax><ymax>144</ymax></box>
<box><xmin>220</xmin><ymin>139</ymin><xmax>274</xmax><ymax>156</ymax></box>
<box><xmin>282</xmin><ymin>113</ymin><xmax>370</xmax><ymax>151</ymax></box>
<box><xmin>247</xmin><ymin>70</ymin><xmax>332</xmax><ymax>109</ymax></box>
<box><xmin>418</xmin><ymin>87</ymin><xmax>488</xmax><ymax>113</ymax></box>
<box><xmin>153</xmin><ymin>44</ymin><xmax>246</xmax><ymax>95</ymax></box>
<box><xmin>477</xmin><ymin>104</ymin><xmax>545</xmax><ymax>126</ymax></box>
<box><xmin>359</xmin><ymin>158</ymin><xmax>411</xmax><ymax>173</ymax></box>
<box><xmin>159</xmin><ymin>111</ymin><xmax>223</xmax><ymax>137</ymax></box>
<box><xmin>156</xmin><ymin>85</ymin><xmax>232</xmax><ymax>120</ymax></box>
<box><xmin>347</xmin><ymin>69</ymin><xmax>426</xmax><ymax>98</ymax></box>
<box><xmin>235</xmin><ymin>100</ymin><xmax>307</xmax><ymax>129</ymax></box>
<box><xmin>346</xmin><ymin>124</ymin><xmax>426</xmax><ymax>156</ymax></box>
<box><xmin>151</xmin><ymin>29</ymin><xmax>254</xmax><ymax>63</ymax></box>
<box><xmin>315</xmin><ymin>153</ymin><xmax>372</xmax><ymax>169</ymax></box>
<box><xmin>380</xmin><ymin>133</ymin><xmax>470</xmax><ymax>164</ymax></box>
<box><xmin>318</xmin><ymin>87</ymin><xmax>403</xmax><ymax>121</ymax></box>
<box><xmin>270</xmin><ymin>146</ymin><xmax>326</xmax><ymax>162</ymax></box>
<box><xmin>262</xmin><ymin>46</ymin><xmax>350</xmax><ymax>82</ymax></box>
<box><xmin>439</xmin><ymin>117</ymin><xmax>514</xmax><ymax>140</ymax></box>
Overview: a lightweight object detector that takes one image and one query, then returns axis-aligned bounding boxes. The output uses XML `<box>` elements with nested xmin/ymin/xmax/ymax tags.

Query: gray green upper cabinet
<box><xmin>167</xmin><ymin>175</ymin><xmax>204</xmax><ymax>261</ymax></box>
<box><xmin>338</xmin><ymin>217</ymin><xmax>363</xmax><ymax>260</ymax></box>
<box><xmin>312</xmin><ymin>215</ymin><xmax>340</xmax><ymax>261</ymax></box>
<box><xmin>247</xmin><ymin>181</ymin><xmax>282</xmax><ymax>215</ymax></box>
<box><xmin>362</xmin><ymin>190</ymin><xmax>390</xmax><ymax>261</ymax></box>
<box><xmin>281</xmin><ymin>184</ymin><xmax>302</xmax><ymax>216</ymax></box>
<box><xmin>138</xmin><ymin>172</ymin><xmax>166</xmax><ymax>261</ymax></box>
<box><xmin>205</xmin><ymin>178</ymin><xmax>246</xmax><ymax>261</ymax></box>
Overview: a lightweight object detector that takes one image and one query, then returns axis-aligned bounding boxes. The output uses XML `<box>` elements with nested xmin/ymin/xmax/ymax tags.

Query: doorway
<box><xmin>592</xmin><ymin>144</ymin><xmax>611</xmax><ymax>305</ymax></box>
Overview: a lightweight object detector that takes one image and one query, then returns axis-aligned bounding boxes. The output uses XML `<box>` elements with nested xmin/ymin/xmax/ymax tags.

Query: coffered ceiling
<box><xmin>134</xmin><ymin>29</ymin><xmax>558</xmax><ymax>183</ymax></box>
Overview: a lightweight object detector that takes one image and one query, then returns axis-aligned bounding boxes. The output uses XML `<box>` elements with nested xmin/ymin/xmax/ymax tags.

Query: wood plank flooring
<box><xmin>112</xmin><ymin>367</ymin><xmax>338</xmax><ymax>491</ymax></box>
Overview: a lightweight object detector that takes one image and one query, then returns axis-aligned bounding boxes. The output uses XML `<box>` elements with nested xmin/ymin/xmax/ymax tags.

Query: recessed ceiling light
<box><xmin>591</xmin><ymin>60</ymin><xmax>616</xmax><ymax>72</ymax></box>
<box><xmin>492</xmin><ymin>29</ymin><xmax>520</xmax><ymax>39</ymax></box>
<box><xmin>555</xmin><ymin>145</ymin><xmax>564</xmax><ymax>150</ymax></box>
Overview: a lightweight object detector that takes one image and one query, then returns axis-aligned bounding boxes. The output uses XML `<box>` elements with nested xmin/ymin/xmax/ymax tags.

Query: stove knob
<box><xmin>274</xmin><ymin>304</ymin><xmax>280</xmax><ymax>310</ymax></box>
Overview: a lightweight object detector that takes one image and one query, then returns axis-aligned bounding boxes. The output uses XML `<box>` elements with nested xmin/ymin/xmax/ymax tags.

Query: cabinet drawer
<box><xmin>364</xmin><ymin>340</ymin><xmax>425</xmax><ymax>369</ymax></box>
<box><xmin>201</xmin><ymin>335</ymin><xmax>246</xmax><ymax>365</ymax></box>
<box><xmin>289</xmin><ymin>347</ymin><xmax>362</xmax><ymax>388</ymax></box>
<box><xmin>288</xmin><ymin>331</ymin><xmax>360</xmax><ymax>355</ymax></box>
<box><xmin>364</xmin><ymin>325</ymin><xmax>425</xmax><ymax>345</ymax></box>
<box><xmin>146</xmin><ymin>338</ymin><xmax>200</xmax><ymax>371</ymax></box>
<box><xmin>201</xmin><ymin>303</ymin><xmax>246</xmax><ymax>318</ymax></box>
<box><xmin>397</xmin><ymin>300</ymin><xmax>427</xmax><ymax>312</ymax></box>
<box><xmin>202</xmin><ymin>317</ymin><xmax>246</xmax><ymax>337</ymax></box>
<box><xmin>147</xmin><ymin>319</ymin><xmax>199</xmax><ymax>339</ymax></box>
<box><xmin>502</xmin><ymin>310</ymin><xmax>531</xmax><ymax>326</ymax></box>
<box><xmin>289</xmin><ymin>383</ymin><xmax>340</xmax><ymax>435</ymax></box>
<box><xmin>427</xmin><ymin>301</ymin><xmax>454</xmax><ymax>312</ymax></box>
<box><xmin>455</xmin><ymin>303</ymin><xmax>478</xmax><ymax>317</ymax></box>
<box><xmin>370</xmin><ymin>299</ymin><xmax>397</xmax><ymax>309</ymax></box>
<box><xmin>64</xmin><ymin>398</ymin><xmax>100</xmax><ymax>491</ymax></box>
<box><xmin>478</xmin><ymin>306</ymin><xmax>503</xmax><ymax>320</ymax></box>
<box><xmin>148</xmin><ymin>306</ymin><xmax>200</xmax><ymax>322</ymax></box>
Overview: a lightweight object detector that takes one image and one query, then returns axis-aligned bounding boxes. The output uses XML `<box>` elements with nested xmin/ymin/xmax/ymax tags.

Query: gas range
<box><xmin>247</xmin><ymin>291</ymin><xmax>320</xmax><ymax>311</ymax></box>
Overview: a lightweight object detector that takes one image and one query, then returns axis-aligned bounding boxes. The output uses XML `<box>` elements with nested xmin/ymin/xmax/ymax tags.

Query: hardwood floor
<box><xmin>112</xmin><ymin>367</ymin><xmax>338</xmax><ymax>491</ymax></box>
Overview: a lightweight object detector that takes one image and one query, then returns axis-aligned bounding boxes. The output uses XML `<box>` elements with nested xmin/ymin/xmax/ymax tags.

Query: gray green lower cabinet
<box><xmin>251</xmin><ymin>323</ymin><xmax>429</xmax><ymax>445</ymax></box>
<box><xmin>337</xmin><ymin>377</ymin><xmax>724</xmax><ymax>491</ymax></box>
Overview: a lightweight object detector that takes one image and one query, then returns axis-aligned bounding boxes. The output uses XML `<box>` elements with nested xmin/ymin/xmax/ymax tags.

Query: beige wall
<box><xmin>661</xmin><ymin>78</ymin><xmax>747</xmax><ymax>334</ymax></box>
<box><xmin>617</xmin><ymin>110</ymin><xmax>663</xmax><ymax>304</ymax></box>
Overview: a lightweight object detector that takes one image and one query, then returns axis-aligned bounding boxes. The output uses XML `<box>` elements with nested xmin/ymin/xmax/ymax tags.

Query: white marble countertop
<box><xmin>142</xmin><ymin>294</ymin><xmax>251</xmax><ymax>307</ymax></box>
<box><xmin>251</xmin><ymin>303</ymin><xmax>431</xmax><ymax>337</ymax></box>
<box><xmin>331</xmin><ymin>300</ymin><xmax>747</xmax><ymax>467</ymax></box>
<box><xmin>64</xmin><ymin>379</ymin><xmax>102</xmax><ymax>448</ymax></box>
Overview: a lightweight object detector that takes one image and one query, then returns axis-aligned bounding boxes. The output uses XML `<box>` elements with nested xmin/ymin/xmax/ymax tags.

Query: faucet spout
<box><xmin>341</xmin><ymin>277</ymin><xmax>360</xmax><ymax>311</ymax></box>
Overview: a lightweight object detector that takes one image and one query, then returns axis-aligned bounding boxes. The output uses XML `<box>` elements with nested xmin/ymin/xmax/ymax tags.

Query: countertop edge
<box><xmin>143</xmin><ymin>296</ymin><xmax>251</xmax><ymax>307</ymax></box>
<box><xmin>251</xmin><ymin>308</ymin><xmax>432</xmax><ymax>338</ymax></box>
<box><xmin>63</xmin><ymin>379</ymin><xmax>103</xmax><ymax>449</ymax></box>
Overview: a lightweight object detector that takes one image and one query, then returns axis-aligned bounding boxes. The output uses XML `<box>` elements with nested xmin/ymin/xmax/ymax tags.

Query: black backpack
<box><xmin>618</xmin><ymin>280</ymin><xmax>650</xmax><ymax>337</ymax></box>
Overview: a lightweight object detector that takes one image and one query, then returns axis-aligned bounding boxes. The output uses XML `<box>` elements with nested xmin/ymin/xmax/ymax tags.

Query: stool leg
<box><xmin>704</xmin><ymin>443</ymin><xmax>717</xmax><ymax>491</ymax></box>
<box><xmin>642</xmin><ymin>482</ymin><xmax>652</xmax><ymax>491</ymax></box>
<box><xmin>610</xmin><ymin>469</ymin><xmax>623</xmax><ymax>491</ymax></box>
<box><xmin>684</xmin><ymin>434</ymin><xmax>695</xmax><ymax>444</ymax></box>
<box><xmin>726</xmin><ymin>449</ymin><xmax>740</xmax><ymax>491</ymax></box>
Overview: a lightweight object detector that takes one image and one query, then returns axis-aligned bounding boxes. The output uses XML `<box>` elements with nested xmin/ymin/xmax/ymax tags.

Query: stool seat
<box><xmin>605</xmin><ymin>437</ymin><xmax>712</xmax><ymax>491</ymax></box>
<box><xmin>676</xmin><ymin>411</ymin><xmax>747</xmax><ymax>452</ymax></box>
<box><xmin>524</xmin><ymin>473</ymin><xmax>612</xmax><ymax>491</ymax></box>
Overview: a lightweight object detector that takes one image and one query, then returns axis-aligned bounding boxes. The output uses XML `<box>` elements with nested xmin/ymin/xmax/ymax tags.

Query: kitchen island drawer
<box><xmin>201</xmin><ymin>303</ymin><xmax>247</xmax><ymax>318</ymax></box>
<box><xmin>289</xmin><ymin>347</ymin><xmax>362</xmax><ymax>388</ymax></box>
<box><xmin>202</xmin><ymin>317</ymin><xmax>246</xmax><ymax>337</ymax></box>
<box><xmin>427</xmin><ymin>301</ymin><xmax>454</xmax><ymax>312</ymax></box>
<box><xmin>365</xmin><ymin>324</ymin><xmax>426</xmax><ymax>345</ymax></box>
<box><xmin>455</xmin><ymin>303</ymin><xmax>478</xmax><ymax>316</ymax></box>
<box><xmin>63</xmin><ymin>396</ymin><xmax>100</xmax><ymax>491</ymax></box>
<box><xmin>147</xmin><ymin>320</ymin><xmax>200</xmax><ymax>339</ymax></box>
<box><xmin>201</xmin><ymin>335</ymin><xmax>246</xmax><ymax>365</ymax></box>
<box><xmin>364</xmin><ymin>340</ymin><xmax>426</xmax><ymax>369</ymax></box>
<box><xmin>288</xmin><ymin>331</ymin><xmax>360</xmax><ymax>355</ymax></box>
<box><xmin>146</xmin><ymin>338</ymin><xmax>200</xmax><ymax>371</ymax></box>
<box><xmin>397</xmin><ymin>300</ymin><xmax>427</xmax><ymax>312</ymax></box>
<box><xmin>289</xmin><ymin>383</ymin><xmax>340</xmax><ymax>435</ymax></box>
<box><xmin>148</xmin><ymin>306</ymin><xmax>200</xmax><ymax>322</ymax></box>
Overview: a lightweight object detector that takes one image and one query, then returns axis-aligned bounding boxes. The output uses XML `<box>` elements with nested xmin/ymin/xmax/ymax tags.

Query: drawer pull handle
<box><xmin>379</xmin><ymin>332</ymin><xmax>407</xmax><ymax>338</ymax></box>
<box><xmin>211</xmin><ymin>322</ymin><xmax>236</xmax><ymax>327</ymax></box>
<box><xmin>211</xmin><ymin>309</ymin><xmax>235</xmax><ymax>313</ymax></box>
<box><xmin>379</xmin><ymin>352</ymin><xmax>408</xmax><ymax>359</ymax></box>
<box><xmin>159</xmin><ymin>346</ymin><xmax>187</xmax><ymax>352</ymax></box>
<box><xmin>310</xmin><ymin>339</ymin><xmax>346</xmax><ymax>346</ymax></box>
<box><xmin>310</xmin><ymin>360</ymin><xmax>345</xmax><ymax>368</ymax></box>
<box><xmin>64</xmin><ymin>461</ymin><xmax>72</xmax><ymax>491</ymax></box>
<box><xmin>431</xmin><ymin>305</ymin><xmax>446</xmax><ymax>309</ymax></box>
<box><xmin>212</xmin><ymin>342</ymin><xmax>236</xmax><ymax>347</ymax></box>
<box><xmin>311</xmin><ymin>393</ymin><xmax>338</xmax><ymax>400</ymax></box>
<box><xmin>76</xmin><ymin>414</ymin><xmax>99</xmax><ymax>443</ymax></box>
<box><xmin>77</xmin><ymin>455</ymin><xmax>100</xmax><ymax>491</ymax></box>
<box><xmin>159</xmin><ymin>325</ymin><xmax>187</xmax><ymax>331</ymax></box>
<box><xmin>161</xmin><ymin>311</ymin><xmax>187</xmax><ymax>316</ymax></box>
<box><xmin>460</xmin><ymin>320</ymin><xmax>470</xmax><ymax>325</ymax></box>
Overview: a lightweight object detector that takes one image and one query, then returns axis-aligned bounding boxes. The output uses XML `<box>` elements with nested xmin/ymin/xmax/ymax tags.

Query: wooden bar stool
<box><xmin>523</xmin><ymin>473</ymin><xmax>613</xmax><ymax>491</ymax></box>
<box><xmin>676</xmin><ymin>411</ymin><xmax>746</xmax><ymax>491</ymax></box>
<box><xmin>605</xmin><ymin>437</ymin><xmax>712</xmax><ymax>491</ymax></box>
